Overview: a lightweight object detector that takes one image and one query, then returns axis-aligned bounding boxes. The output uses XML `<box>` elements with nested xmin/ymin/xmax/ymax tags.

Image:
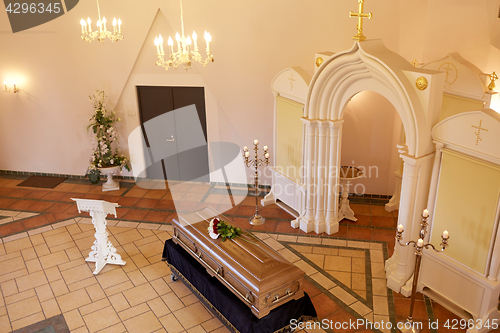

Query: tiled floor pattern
<box><xmin>256</xmin><ymin>233</ymin><xmax>391</xmax><ymax>333</ymax></box>
<box><xmin>0</xmin><ymin>211</ymin><xmax>40</xmax><ymax>226</ymax></box>
<box><xmin>0</xmin><ymin>213</ymin><xmax>397</xmax><ymax>333</ymax></box>
<box><xmin>0</xmin><ymin>216</ymin><xmax>230</xmax><ymax>333</ymax></box>
<box><xmin>0</xmin><ymin>175</ymin><xmax>473</xmax><ymax>332</ymax></box>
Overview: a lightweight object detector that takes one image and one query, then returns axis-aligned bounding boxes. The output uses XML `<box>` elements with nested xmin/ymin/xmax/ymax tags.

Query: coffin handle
<box><xmin>272</xmin><ymin>288</ymin><xmax>293</xmax><ymax>304</ymax></box>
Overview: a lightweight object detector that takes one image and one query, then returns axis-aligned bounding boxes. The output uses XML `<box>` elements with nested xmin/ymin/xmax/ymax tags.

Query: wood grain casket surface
<box><xmin>172</xmin><ymin>207</ymin><xmax>305</xmax><ymax>319</ymax></box>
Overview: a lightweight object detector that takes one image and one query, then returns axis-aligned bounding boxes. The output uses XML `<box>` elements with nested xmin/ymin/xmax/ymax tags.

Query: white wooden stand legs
<box><xmin>72</xmin><ymin>199</ymin><xmax>126</xmax><ymax>274</ymax></box>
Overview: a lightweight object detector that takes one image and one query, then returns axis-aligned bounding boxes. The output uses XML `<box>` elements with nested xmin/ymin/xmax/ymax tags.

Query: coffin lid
<box><xmin>177</xmin><ymin>207</ymin><xmax>302</xmax><ymax>283</ymax></box>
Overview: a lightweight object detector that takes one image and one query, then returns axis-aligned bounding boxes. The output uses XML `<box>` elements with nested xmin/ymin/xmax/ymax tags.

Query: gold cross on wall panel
<box><xmin>472</xmin><ymin>119</ymin><xmax>488</xmax><ymax>145</ymax></box>
<box><xmin>349</xmin><ymin>0</ymin><xmax>372</xmax><ymax>41</ymax></box>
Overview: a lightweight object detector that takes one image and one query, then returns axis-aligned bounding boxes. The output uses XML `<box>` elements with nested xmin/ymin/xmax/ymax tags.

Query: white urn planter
<box><xmin>98</xmin><ymin>165</ymin><xmax>121</xmax><ymax>191</ymax></box>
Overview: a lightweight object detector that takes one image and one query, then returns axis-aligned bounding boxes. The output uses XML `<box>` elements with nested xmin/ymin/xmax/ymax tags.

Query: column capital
<box><xmin>400</xmin><ymin>152</ymin><xmax>435</xmax><ymax>166</ymax></box>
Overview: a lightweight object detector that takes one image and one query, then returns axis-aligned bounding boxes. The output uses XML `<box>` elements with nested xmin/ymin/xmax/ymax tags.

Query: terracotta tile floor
<box><xmin>0</xmin><ymin>175</ymin><xmax>473</xmax><ymax>332</ymax></box>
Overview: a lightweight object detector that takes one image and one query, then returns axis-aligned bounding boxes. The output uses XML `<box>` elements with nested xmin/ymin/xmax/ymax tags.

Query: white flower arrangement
<box><xmin>87</xmin><ymin>90</ymin><xmax>130</xmax><ymax>173</ymax></box>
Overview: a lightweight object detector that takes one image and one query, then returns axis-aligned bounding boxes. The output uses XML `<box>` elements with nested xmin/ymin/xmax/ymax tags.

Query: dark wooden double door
<box><xmin>136</xmin><ymin>86</ymin><xmax>209</xmax><ymax>182</ymax></box>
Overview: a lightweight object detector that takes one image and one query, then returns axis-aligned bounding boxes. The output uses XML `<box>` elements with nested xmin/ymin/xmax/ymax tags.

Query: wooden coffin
<box><xmin>172</xmin><ymin>207</ymin><xmax>305</xmax><ymax>319</ymax></box>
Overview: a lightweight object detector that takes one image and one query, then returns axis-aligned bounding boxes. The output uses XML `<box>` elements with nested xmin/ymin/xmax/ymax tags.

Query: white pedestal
<box><xmin>338</xmin><ymin>182</ymin><xmax>357</xmax><ymax>222</ymax></box>
<box><xmin>338</xmin><ymin>167</ymin><xmax>363</xmax><ymax>222</ymax></box>
<box><xmin>99</xmin><ymin>166</ymin><xmax>120</xmax><ymax>192</ymax></box>
<box><xmin>72</xmin><ymin>198</ymin><xmax>126</xmax><ymax>274</ymax></box>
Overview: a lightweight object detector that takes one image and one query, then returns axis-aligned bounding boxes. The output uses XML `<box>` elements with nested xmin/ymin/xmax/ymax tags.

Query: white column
<box><xmin>262</xmin><ymin>92</ymin><xmax>280</xmax><ymax>206</ymax></box>
<box><xmin>385</xmin><ymin>152</ymin><xmax>434</xmax><ymax>292</ymax></box>
<box><xmin>325</xmin><ymin>120</ymin><xmax>343</xmax><ymax>234</ymax></box>
<box><xmin>425</xmin><ymin>142</ymin><xmax>444</xmax><ymax>223</ymax></box>
<box><xmin>298</xmin><ymin>118</ymin><xmax>318</xmax><ymax>233</ymax></box>
<box><xmin>72</xmin><ymin>198</ymin><xmax>126</xmax><ymax>274</ymax></box>
<box><xmin>314</xmin><ymin>122</ymin><xmax>329</xmax><ymax>232</ymax></box>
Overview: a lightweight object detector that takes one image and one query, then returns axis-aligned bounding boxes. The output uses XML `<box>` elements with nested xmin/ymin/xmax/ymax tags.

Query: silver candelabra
<box><xmin>396</xmin><ymin>209</ymin><xmax>450</xmax><ymax>333</ymax></box>
<box><xmin>243</xmin><ymin>140</ymin><xmax>270</xmax><ymax>225</ymax></box>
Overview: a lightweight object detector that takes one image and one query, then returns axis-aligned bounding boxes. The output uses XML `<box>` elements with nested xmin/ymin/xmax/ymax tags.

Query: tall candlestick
<box><xmin>396</xmin><ymin>209</ymin><xmax>449</xmax><ymax>333</ymax></box>
<box><xmin>242</xmin><ymin>141</ymin><xmax>270</xmax><ymax>226</ymax></box>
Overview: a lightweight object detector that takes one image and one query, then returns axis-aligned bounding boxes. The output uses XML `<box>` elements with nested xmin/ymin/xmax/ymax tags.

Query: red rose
<box><xmin>213</xmin><ymin>218</ymin><xmax>219</xmax><ymax>234</ymax></box>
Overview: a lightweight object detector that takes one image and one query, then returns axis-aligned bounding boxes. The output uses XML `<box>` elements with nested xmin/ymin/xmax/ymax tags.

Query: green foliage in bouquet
<box><xmin>216</xmin><ymin>220</ymin><xmax>242</xmax><ymax>241</ymax></box>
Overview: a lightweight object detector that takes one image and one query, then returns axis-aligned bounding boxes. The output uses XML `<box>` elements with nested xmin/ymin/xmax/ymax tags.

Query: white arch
<box><xmin>305</xmin><ymin>40</ymin><xmax>432</xmax><ymax>157</ymax></box>
<box><xmin>297</xmin><ymin>40</ymin><xmax>444</xmax><ymax>292</ymax></box>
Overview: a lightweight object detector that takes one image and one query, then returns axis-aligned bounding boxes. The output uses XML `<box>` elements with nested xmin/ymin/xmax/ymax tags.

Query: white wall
<box><xmin>340</xmin><ymin>91</ymin><xmax>402</xmax><ymax>196</ymax></box>
<box><xmin>0</xmin><ymin>0</ymin><xmax>498</xmax><ymax>186</ymax></box>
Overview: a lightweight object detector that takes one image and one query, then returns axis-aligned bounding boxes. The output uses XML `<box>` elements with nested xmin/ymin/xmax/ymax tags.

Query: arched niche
<box><xmin>297</xmin><ymin>39</ymin><xmax>446</xmax><ymax>292</ymax></box>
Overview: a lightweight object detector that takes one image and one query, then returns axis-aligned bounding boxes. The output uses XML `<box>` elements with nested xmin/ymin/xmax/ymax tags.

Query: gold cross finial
<box><xmin>411</xmin><ymin>59</ymin><xmax>421</xmax><ymax>68</ymax></box>
<box><xmin>349</xmin><ymin>0</ymin><xmax>372</xmax><ymax>41</ymax></box>
<box><xmin>488</xmin><ymin>72</ymin><xmax>498</xmax><ymax>91</ymax></box>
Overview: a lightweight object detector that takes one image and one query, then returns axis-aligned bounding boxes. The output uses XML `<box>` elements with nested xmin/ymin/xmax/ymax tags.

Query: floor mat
<box><xmin>12</xmin><ymin>314</ymin><xmax>69</xmax><ymax>333</ymax></box>
<box><xmin>17</xmin><ymin>176</ymin><xmax>67</xmax><ymax>189</ymax></box>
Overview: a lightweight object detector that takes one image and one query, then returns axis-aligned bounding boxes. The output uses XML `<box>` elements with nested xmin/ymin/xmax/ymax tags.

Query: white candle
<box><xmin>192</xmin><ymin>31</ymin><xmax>198</xmax><ymax>49</ymax></box>
<box><xmin>397</xmin><ymin>224</ymin><xmax>403</xmax><ymax>232</ymax></box>
<box><xmin>13</xmin><ymin>81</ymin><xmax>17</xmax><ymax>91</ymax></box>
<box><xmin>443</xmin><ymin>230</ymin><xmax>449</xmax><ymax>239</ymax></box>
<box><xmin>423</xmin><ymin>209</ymin><xmax>429</xmax><ymax>218</ymax></box>
<box><xmin>112</xmin><ymin>18</ymin><xmax>117</xmax><ymax>33</ymax></box>
<box><xmin>254</xmin><ymin>139</ymin><xmax>258</xmax><ymax>145</ymax></box>
<box><xmin>417</xmin><ymin>239</ymin><xmax>424</xmax><ymax>247</ymax></box>
<box><xmin>265</xmin><ymin>153</ymin><xmax>269</xmax><ymax>159</ymax></box>
<box><xmin>87</xmin><ymin>18</ymin><xmax>92</xmax><ymax>32</ymax></box>
<box><xmin>168</xmin><ymin>36</ymin><xmax>174</xmax><ymax>54</ymax></box>
<box><xmin>176</xmin><ymin>32</ymin><xmax>181</xmax><ymax>50</ymax></box>
<box><xmin>80</xmin><ymin>19</ymin><xmax>86</xmax><ymax>33</ymax></box>
<box><xmin>264</xmin><ymin>146</ymin><xmax>268</xmax><ymax>151</ymax></box>
<box><xmin>204</xmin><ymin>31</ymin><xmax>211</xmax><ymax>51</ymax></box>
<box><xmin>245</xmin><ymin>151</ymin><xmax>249</xmax><ymax>157</ymax></box>
<box><xmin>158</xmin><ymin>34</ymin><xmax>164</xmax><ymax>54</ymax></box>
<box><xmin>154</xmin><ymin>37</ymin><xmax>160</xmax><ymax>55</ymax></box>
<box><xmin>118</xmin><ymin>19</ymin><xmax>121</xmax><ymax>33</ymax></box>
<box><xmin>102</xmin><ymin>17</ymin><xmax>107</xmax><ymax>32</ymax></box>
<box><xmin>243</xmin><ymin>146</ymin><xmax>248</xmax><ymax>151</ymax></box>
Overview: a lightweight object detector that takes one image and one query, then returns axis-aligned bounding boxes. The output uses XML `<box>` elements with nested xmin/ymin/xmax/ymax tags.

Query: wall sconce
<box><xmin>4</xmin><ymin>81</ymin><xmax>19</xmax><ymax>93</ymax></box>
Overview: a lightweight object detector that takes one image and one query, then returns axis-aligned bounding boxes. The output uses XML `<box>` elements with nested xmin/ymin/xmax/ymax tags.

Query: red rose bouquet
<box><xmin>207</xmin><ymin>218</ymin><xmax>242</xmax><ymax>241</ymax></box>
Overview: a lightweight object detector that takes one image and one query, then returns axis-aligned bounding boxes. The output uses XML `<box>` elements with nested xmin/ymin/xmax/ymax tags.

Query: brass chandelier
<box><xmin>154</xmin><ymin>0</ymin><xmax>214</xmax><ymax>70</ymax></box>
<box><xmin>80</xmin><ymin>0</ymin><xmax>123</xmax><ymax>43</ymax></box>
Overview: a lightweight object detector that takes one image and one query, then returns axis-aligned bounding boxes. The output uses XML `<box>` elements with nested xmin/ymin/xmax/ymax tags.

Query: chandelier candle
<box><xmin>80</xmin><ymin>0</ymin><xmax>123</xmax><ymax>43</ymax></box>
<box><xmin>395</xmin><ymin>210</ymin><xmax>450</xmax><ymax>333</ymax></box>
<box><xmin>243</xmin><ymin>141</ymin><xmax>270</xmax><ymax>225</ymax></box>
<box><xmin>154</xmin><ymin>0</ymin><xmax>214</xmax><ymax>70</ymax></box>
